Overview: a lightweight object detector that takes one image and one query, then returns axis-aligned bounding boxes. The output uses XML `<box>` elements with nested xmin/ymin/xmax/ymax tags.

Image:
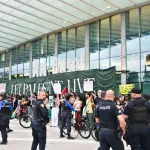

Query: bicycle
<box><xmin>90</xmin><ymin>122</ymin><xmax>99</xmax><ymax>141</ymax></box>
<box><xmin>62</xmin><ymin>114</ymin><xmax>91</xmax><ymax>139</ymax></box>
<box><xmin>18</xmin><ymin>106</ymin><xmax>32</xmax><ymax>128</ymax></box>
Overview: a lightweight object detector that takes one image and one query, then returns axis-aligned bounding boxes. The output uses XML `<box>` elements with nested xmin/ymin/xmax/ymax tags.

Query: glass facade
<box><xmin>126</xmin><ymin>5</ymin><xmax>150</xmax><ymax>93</ymax></box>
<box><xmin>0</xmin><ymin>4</ymin><xmax>150</xmax><ymax>94</ymax></box>
<box><xmin>89</xmin><ymin>14</ymin><xmax>121</xmax><ymax>71</ymax></box>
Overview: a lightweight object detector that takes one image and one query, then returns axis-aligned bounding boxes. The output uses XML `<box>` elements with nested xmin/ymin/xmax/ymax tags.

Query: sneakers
<box><xmin>0</xmin><ymin>141</ymin><xmax>8</xmax><ymax>145</ymax></box>
<box><xmin>60</xmin><ymin>134</ymin><xmax>65</xmax><ymax>138</ymax></box>
<box><xmin>67</xmin><ymin>135</ymin><xmax>74</xmax><ymax>140</ymax></box>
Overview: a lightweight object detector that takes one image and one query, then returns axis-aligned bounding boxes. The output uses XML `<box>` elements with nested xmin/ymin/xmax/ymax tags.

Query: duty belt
<box><xmin>130</xmin><ymin>124</ymin><xmax>148</xmax><ymax>127</ymax></box>
<box><xmin>101</xmin><ymin>128</ymin><xmax>116</xmax><ymax>132</ymax></box>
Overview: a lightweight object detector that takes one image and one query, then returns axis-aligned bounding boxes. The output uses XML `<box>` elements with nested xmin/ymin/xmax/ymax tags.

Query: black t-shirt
<box><xmin>96</xmin><ymin>100</ymin><xmax>120</xmax><ymax>129</ymax></box>
<box><xmin>94</xmin><ymin>97</ymin><xmax>103</xmax><ymax>105</ymax></box>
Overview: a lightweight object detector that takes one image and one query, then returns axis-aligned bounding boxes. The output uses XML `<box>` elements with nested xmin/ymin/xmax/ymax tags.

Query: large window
<box><xmin>24</xmin><ymin>43</ymin><xmax>30</xmax><ymax>78</ymax></box>
<box><xmin>0</xmin><ymin>53</ymin><xmax>5</xmax><ymax>81</ymax></box>
<box><xmin>47</xmin><ymin>34</ymin><xmax>55</xmax><ymax>75</ymax></box>
<box><xmin>4</xmin><ymin>52</ymin><xmax>10</xmax><ymax>80</ymax></box>
<box><xmin>40</xmin><ymin>37</ymin><xmax>47</xmax><ymax>77</ymax></box>
<box><xmin>17</xmin><ymin>46</ymin><xmax>24</xmax><ymax>79</ymax></box>
<box><xmin>67</xmin><ymin>29</ymin><xmax>75</xmax><ymax>72</ymax></box>
<box><xmin>32</xmin><ymin>40</ymin><xmax>40</xmax><ymax>77</ymax></box>
<box><xmin>58</xmin><ymin>31</ymin><xmax>66</xmax><ymax>73</ymax></box>
<box><xmin>90</xmin><ymin>21</ymin><xmax>99</xmax><ymax>69</ymax></box>
<box><xmin>76</xmin><ymin>26</ymin><xmax>85</xmax><ymax>71</ymax></box>
<box><xmin>11</xmin><ymin>48</ymin><xmax>18</xmax><ymax>79</ymax></box>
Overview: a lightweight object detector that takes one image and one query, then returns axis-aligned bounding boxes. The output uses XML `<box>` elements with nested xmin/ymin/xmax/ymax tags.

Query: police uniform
<box><xmin>0</xmin><ymin>99</ymin><xmax>10</xmax><ymax>144</ymax></box>
<box><xmin>96</xmin><ymin>100</ymin><xmax>124</xmax><ymax>150</ymax></box>
<box><xmin>60</xmin><ymin>99</ymin><xmax>74</xmax><ymax>139</ymax></box>
<box><xmin>31</xmin><ymin>99</ymin><xmax>49</xmax><ymax>150</ymax></box>
<box><xmin>124</xmin><ymin>96</ymin><xmax>150</xmax><ymax>150</ymax></box>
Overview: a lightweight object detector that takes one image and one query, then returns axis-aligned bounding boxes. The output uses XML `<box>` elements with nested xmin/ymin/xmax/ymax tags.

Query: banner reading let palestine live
<box><xmin>5</xmin><ymin>67</ymin><xmax>116</xmax><ymax>95</ymax></box>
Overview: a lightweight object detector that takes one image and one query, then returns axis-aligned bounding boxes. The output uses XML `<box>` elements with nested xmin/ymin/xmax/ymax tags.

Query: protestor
<box><xmin>51</xmin><ymin>94</ymin><xmax>60</xmax><ymax>127</ymax></box>
<box><xmin>123</xmin><ymin>88</ymin><xmax>150</xmax><ymax>150</ymax></box>
<box><xmin>73</xmin><ymin>95</ymin><xmax>82</xmax><ymax>123</ymax></box>
<box><xmin>96</xmin><ymin>90</ymin><xmax>125</xmax><ymax>150</ymax></box>
<box><xmin>86</xmin><ymin>92</ymin><xmax>95</xmax><ymax>127</ymax></box>
<box><xmin>31</xmin><ymin>91</ymin><xmax>49</xmax><ymax>150</ymax></box>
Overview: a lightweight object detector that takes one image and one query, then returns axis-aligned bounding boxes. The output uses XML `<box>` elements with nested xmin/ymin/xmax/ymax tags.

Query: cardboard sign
<box><xmin>84</xmin><ymin>81</ymin><xmax>93</xmax><ymax>92</ymax></box>
<box><xmin>0</xmin><ymin>83</ymin><xmax>6</xmax><ymax>93</ymax></box>
<box><xmin>53</xmin><ymin>83</ymin><xmax>61</xmax><ymax>94</ymax></box>
<box><xmin>119</xmin><ymin>84</ymin><xmax>135</xmax><ymax>94</ymax></box>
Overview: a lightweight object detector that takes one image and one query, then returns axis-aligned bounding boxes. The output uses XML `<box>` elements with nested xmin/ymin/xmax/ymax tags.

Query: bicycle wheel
<box><xmin>78</xmin><ymin>120</ymin><xmax>90</xmax><ymax>139</ymax></box>
<box><xmin>90</xmin><ymin>123</ymin><xmax>99</xmax><ymax>141</ymax></box>
<box><xmin>19</xmin><ymin>115</ymin><xmax>31</xmax><ymax>128</ymax></box>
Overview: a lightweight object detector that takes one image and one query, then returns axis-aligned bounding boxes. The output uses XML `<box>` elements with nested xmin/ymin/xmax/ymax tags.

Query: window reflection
<box><xmin>0</xmin><ymin>53</ymin><xmax>4</xmax><ymax>81</ymax></box>
<box><xmin>141</xmin><ymin>52</ymin><xmax>150</xmax><ymax>72</ymax></box>
<box><xmin>76</xmin><ymin>26</ymin><xmax>85</xmax><ymax>71</ymax></box>
<box><xmin>90</xmin><ymin>60</ymin><xmax>99</xmax><ymax>69</ymax></box>
<box><xmin>24</xmin><ymin>43</ymin><xmax>30</xmax><ymax>78</ymax></box>
<box><xmin>90</xmin><ymin>21</ymin><xmax>99</xmax><ymax>69</ymax></box>
<box><xmin>100</xmin><ymin>18</ymin><xmax>109</xmax><ymax>59</ymax></box>
<box><xmin>11</xmin><ymin>48</ymin><xmax>18</xmax><ymax>79</ymax></box>
<box><xmin>127</xmin><ymin>53</ymin><xmax>140</xmax><ymax>72</ymax></box>
<box><xmin>141</xmin><ymin>5</ymin><xmax>150</xmax><ymax>52</ymax></box>
<box><xmin>40</xmin><ymin>37</ymin><xmax>47</xmax><ymax>77</ymax></box>
<box><xmin>100</xmin><ymin>59</ymin><xmax>109</xmax><ymax>69</ymax></box>
<box><xmin>111</xmin><ymin>57</ymin><xmax>121</xmax><ymax>71</ymax></box>
<box><xmin>58</xmin><ymin>31</ymin><xmax>66</xmax><ymax>73</ymax></box>
<box><xmin>47</xmin><ymin>34</ymin><xmax>55</xmax><ymax>75</ymax></box>
<box><xmin>67</xmin><ymin>29</ymin><xmax>75</xmax><ymax>72</ymax></box>
<box><xmin>110</xmin><ymin>15</ymin><xmax>121</xmax><ymax>57</ymax></box>
<box><xmin>126</xmin><ymin>9</ymin><xmax>140</xmax><ymax>54</ymax></box>
<box><xmin>17</xmin><ymin>46</ymin><xmax>24</xmax><ymax>79</ymax></box>
<box><xmin>32</xmin><ymin>40</ymin><xmax>40</xmax><ymax>77</ymax></box>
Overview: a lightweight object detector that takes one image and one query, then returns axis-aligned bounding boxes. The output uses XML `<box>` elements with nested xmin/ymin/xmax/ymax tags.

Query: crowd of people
<box><xmin>0</xmin><ymin>88</ymin><xmax>150</xmax><ymax>150</ymax></box>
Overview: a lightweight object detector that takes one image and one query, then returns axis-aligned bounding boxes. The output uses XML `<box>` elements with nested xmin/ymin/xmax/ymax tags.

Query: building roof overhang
<box><xmin>0</xmin><ymin>0</ymin><xmax>150</xmax><ymax>53</ymax></box>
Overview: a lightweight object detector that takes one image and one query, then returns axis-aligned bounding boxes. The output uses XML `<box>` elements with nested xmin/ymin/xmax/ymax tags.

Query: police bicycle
<box><xmin>62</xmin><ymin>112</ymin><xmax>91</xmax><ymax>139</ymax></box>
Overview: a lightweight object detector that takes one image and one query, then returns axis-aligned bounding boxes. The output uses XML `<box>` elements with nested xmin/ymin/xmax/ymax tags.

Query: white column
<box><xmin>85</xmin><ymin>24</ymin><xmax>90</xmax><ymax>70</ymax></box>
<box><xmin>121</xmin><ymin>13</ymin><xmax>127</xmax><ymax>84</ymax></box>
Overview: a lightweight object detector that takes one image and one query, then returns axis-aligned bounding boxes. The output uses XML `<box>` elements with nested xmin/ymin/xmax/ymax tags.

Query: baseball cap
<box><xmin>130</xmin><ymin>88</ymin><xmax>142</xmax><ymax>94</ymax></box>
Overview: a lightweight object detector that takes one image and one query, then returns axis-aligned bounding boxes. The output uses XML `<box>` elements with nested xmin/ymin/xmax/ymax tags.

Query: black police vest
<box><xmin>61</xmin><ymin>100</ymin><xmax>71</xmax><ymax>112</ymax></box>
<box><xmin>32</xmin><ymin>101</ymin><xmax>43</xmax><ymax>122</ymax></box>
<box><xmin>128</xmin><ymin>99</ymin><xmax>149</xmax><ymax>125</ymax></box>
<box><xmin>0</xmin><ymin>101</ymin><xmax>10</xmax><ymax>116</ymax></box>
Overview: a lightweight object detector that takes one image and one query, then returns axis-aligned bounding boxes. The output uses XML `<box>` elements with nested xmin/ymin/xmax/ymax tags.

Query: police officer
<box><xmin>123</xmin><ymin>88</ymin><xmax>150</xmax><ymax>150</ymax></box>
<box><xmin>60</xmin><ymin>93</ymin><xmax>74</xmax><ymax>139</ymax></box>
<box><xmin>0</xmin><ymin>93</ymin><xmax>10</xmax><ymax>144</ymax></box>
<box><xmin>96</xmin><ymin>90</ymin><xmax>126</xmax><ymax>150</ymax></box>
<box><xmin>31</xmin><ymin>91</ymin><xmax>49</xmax><ymax>150</ymax></box>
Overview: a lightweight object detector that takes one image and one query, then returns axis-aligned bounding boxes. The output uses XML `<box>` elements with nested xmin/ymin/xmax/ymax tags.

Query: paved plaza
<box><xmin>0</xmin><ymin>119</ymin><xmax>132</xmax><ymax>150</ymax></box>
